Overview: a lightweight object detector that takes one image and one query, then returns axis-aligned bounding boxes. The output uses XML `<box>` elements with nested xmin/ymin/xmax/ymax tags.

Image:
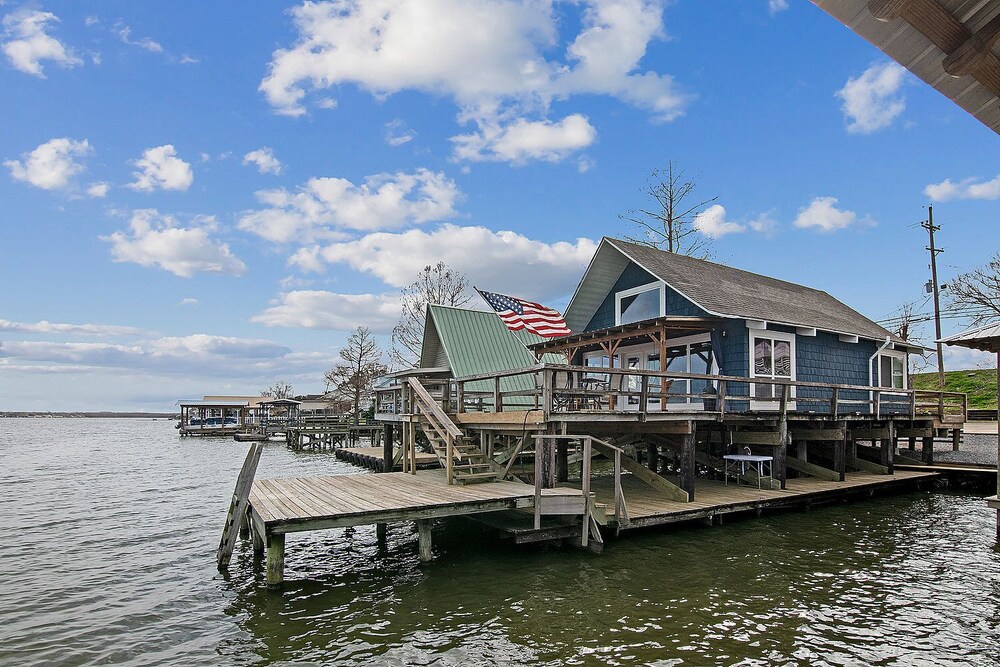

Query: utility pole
<box><xmin>922</xmin><ymin>206</ymin><xmax>945</xmax><ymax>387</ymax></box>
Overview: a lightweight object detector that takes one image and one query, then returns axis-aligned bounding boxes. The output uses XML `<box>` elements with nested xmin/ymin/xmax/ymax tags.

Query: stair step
<box><xmin>453</xmin><ymin>463</ymin><xmax>494</xmax><ymax>471</ymax></box>
<box><xmin>453</xmin><ymin>471</ymin><xmax>499</xmax><ymax>484</ymax></box>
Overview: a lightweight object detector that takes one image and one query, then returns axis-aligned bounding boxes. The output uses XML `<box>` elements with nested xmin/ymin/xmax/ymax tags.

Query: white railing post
<box><xmin>582</xmin><ymin>437</ymin><xmax>592</xmax><ymax>547</ymax></box>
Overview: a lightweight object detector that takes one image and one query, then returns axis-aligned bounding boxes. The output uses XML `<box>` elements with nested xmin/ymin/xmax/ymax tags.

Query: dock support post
<box><xmin>951</xmin><ymin>428</ymin><xmax>961</xmax><ymax>452</ymax></box>
<box><xmin>416</xmin><ymin>520</ymin><xmax>432</xmax><ymax>562</ymax></box>
<box><xmin>556</xmin><ymin>441</ymin><xmax>568</xmax><ymax>483</ymax></box>
<box><xmin>776</xmin><ymin>418</ymin><xmax>789</xmax><ymax>490</ymax></box>
<box><xmin>908</xmin><ymin>436</ymin><xmax>916</xmax><ymax>451</ymax></box>
<box><xmin>647</xmin><ymin>441</ymin><xmax>659</xmax><ymax>473</ymax></box>
<box><xmin>880</xmin><ymin>422</ymin><xmax>895</xmax><ymax>474</ymax></box>
<box><xmin>383</xmin><ymin>423</ymin><xmax>393</xmax><ymax>473</ymax></box>
<box><xmin>921</xmin><ymin>434</ymin><xmax>935</xmax><ymax>465</ymax></box>
<box><xmin>376</xmin><ymin>522</ymin><xmax>388</xmax><ymax>553</ymax></box>
<box><xmin>834</xmin><ymin>422</ymin><xmax>847</xmax><ymax>482</ymax></box>
<box><xmin>265</xmin><ymin>532</ymin><xmax>285</xmax><ymax>587</ymax></box>
<box><xmin>252</xmin><ymin>527</ymin><xmax>264</xmax><ymax>560</ymax></box>
<box><xmin>679</xmin><ymin>424</ymin><xmax>696</xmax><ymax>501</ymax></box>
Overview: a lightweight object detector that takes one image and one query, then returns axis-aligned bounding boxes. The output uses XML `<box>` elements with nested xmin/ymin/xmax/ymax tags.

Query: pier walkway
<box><xmin>246</xmin><ymin>467</ymin><xmax>940</xmax><ymax>586</ymax></box>
<box><xmin>248</xmin><ymin>470</ymin><xmax>583</xmax><ymax>584</ymax></box>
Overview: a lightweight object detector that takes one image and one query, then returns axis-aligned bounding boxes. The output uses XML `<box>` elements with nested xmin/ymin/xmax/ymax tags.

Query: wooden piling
<box><xmin>266</xmin><ymin>532</ymin><xmax>285</xmax><ymax>586</ymax></box>
<box><xmin>417</xmin><ymin>520</ymin><xmax>432</xmax><ymax>562</ymax></box>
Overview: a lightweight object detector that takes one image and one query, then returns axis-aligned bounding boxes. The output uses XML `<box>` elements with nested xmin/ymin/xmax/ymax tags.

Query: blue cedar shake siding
<box><xmin>581</xmin><ymin>262</ymin><xmax>884</xmax><ymax>413</ymax></box>
<box><xmin>585</xmin><ymin>262</ymin><xmax>709</xmax><ymax>332</ymax></box>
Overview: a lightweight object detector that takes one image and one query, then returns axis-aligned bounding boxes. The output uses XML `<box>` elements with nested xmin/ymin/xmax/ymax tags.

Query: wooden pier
<box><xmin>333</xmin><ymin>446</ymin><xmax>439</xmax><ymax>472</ymax></box>
<box><xmin>242</xmin><ymin>466</ymin><xmax>940</xmax><ymax>585</ymax></box>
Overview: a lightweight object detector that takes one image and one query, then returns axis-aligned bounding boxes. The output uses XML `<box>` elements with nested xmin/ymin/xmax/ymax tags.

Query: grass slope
<box><xmin>911</xmin><ymin>368</ymin><xmax>998</xmax><ymax>409</ymax></box>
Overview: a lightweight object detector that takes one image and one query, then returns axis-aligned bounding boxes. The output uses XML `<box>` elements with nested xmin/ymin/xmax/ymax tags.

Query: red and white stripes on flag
<box><xmin>477</xmin><ymin>289</ymin><xmax>571</xmax><ymax>339</ymax></box>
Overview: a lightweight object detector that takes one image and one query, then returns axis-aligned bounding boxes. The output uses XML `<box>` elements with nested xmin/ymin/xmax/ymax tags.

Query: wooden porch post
<box><xmin>679</xmin><ymin>423</ymin><xmax>696</xmax><ymax>501</ymax></box>
<box><xmin>556</xmin><ymin>441</ymin><xmax>568</xmax><ymax>483</ymax></box>
<box><xmin>880</xmin><ymin>421</ymin><xmax>895</xmax><ymax>474</ymax></box>
<box><xmin>382</xmin><ymin>423</ymin><xmax>393</xmax><ymax>473</ymax></box>
<box><xmin>833</xmin><ymin>422</ymin><xmax>847</xmax><ymax>482</ymax></box>
<box><xmin>776</xmin><ymin>418</ymin><xmax>789</xmax><ymax>490</ymax></box>
<box><xmin>921</xmin><ymin>433</ymin><xmax>935</xmax><ymax>465</ymax></box>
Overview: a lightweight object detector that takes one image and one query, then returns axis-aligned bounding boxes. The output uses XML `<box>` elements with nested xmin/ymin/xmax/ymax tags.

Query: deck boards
<box><xmin>249</xmin><ymin>470</ymin><xmax>580</xmax><ymax>533</ymax></box>
<box><xmin>585</xmin><ymin>469</ymin><xmax>937</xmax><ymax>528</ymax></box>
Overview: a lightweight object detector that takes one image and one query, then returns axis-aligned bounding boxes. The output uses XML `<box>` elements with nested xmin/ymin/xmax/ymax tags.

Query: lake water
<box><xmin>2</xmin><ymin>418</ymin><xmax>998</xmax><ymax>666</ymax></box>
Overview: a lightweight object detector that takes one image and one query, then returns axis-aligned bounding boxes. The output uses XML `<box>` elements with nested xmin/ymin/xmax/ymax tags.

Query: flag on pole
<box><xmin>477</xmin><ymin>288</ymin><xmax>571</xmax><ymax>338</ymax></box>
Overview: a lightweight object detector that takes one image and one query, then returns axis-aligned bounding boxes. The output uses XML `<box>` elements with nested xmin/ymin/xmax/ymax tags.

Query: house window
<box><xmin>750</xmin><ymin>331</ymin><xmax>795</xmax><ymax>400</ymax></box>
<box><xmin>661</xmin><ymin>335</ymin><xmax>716</xmax><ymax>405</ymax></box>
<box><xmin>615</xmin><ymin>282</ymin><xmax>664</xmax><ymax>325</ymax></box>
<box><xmin>875</xmin><ymin>351</ymin><xmax>906</xmax><ymax>389</ymax></box>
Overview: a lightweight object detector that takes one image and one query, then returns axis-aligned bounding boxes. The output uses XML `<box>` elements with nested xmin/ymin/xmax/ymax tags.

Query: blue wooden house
<box><xmin>527</xmin><ymin>237</ymin><xmax>921</xmax><ymax>413</ymax></box>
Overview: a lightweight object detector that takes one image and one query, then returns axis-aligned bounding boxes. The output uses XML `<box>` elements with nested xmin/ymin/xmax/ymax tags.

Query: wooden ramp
<box><xmin>586</xmin><ymin>469</ymin><xmax>937</xmax><ymax>529</ymax></box>
<box><xmin>247</xmin><ymin>470</ymin><xmax>583</xmax><ymax>585</ymax></box>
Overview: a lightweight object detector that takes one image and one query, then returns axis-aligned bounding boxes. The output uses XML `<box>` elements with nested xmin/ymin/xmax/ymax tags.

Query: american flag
<box><xmin>477</xmin><ymin>289</ymin><xmax>571</xmax><ymax>338</ymax></box>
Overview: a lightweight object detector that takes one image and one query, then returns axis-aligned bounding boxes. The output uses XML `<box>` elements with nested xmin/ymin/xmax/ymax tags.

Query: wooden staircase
<box><xmin>406</xmin><ymin>378</ymin><xmax>499</xmax><ymax>485</ymax></box>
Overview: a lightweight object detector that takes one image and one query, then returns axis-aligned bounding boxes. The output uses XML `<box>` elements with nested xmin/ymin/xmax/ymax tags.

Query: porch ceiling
<box><xmin>527</xmin><ymin>316</ymin><xmax>720</xmax><ymax>356</ymax></box>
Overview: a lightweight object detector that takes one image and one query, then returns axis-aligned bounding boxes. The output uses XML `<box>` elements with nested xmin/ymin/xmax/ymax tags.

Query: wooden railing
<box><xmin>441</xmin><ymin>364</ymin><xmax>967</xmax><ymax>423</ymax></box>
<box><xmin>531</xmin><ymin>434</ymin><xmax>629</xmax><ymax>545</ymax></box>
<box><xmin>405</xmin><ymin>377</ymin><xmax>464</xmax><ymax>484</ymax></box>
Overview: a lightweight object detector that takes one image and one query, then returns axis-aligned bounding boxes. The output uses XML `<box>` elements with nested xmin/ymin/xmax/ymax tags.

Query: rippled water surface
<box><xmin>2</xmin><ymin>418</ymin><xmax>999</xmax><ymax>666</ymax></box>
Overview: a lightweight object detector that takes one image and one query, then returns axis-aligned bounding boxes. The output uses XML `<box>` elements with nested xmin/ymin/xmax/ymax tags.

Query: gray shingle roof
<box><xmin>607</xmin><ymin>238</ymin><xmax>903</xmax><ymax>343</ymax></box>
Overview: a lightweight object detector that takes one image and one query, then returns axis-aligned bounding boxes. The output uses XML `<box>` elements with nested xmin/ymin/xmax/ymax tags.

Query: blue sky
<box><xmin>1</xmin><ymin>0</ymin><xmax>997</xmax><ymax>411</ymax></box>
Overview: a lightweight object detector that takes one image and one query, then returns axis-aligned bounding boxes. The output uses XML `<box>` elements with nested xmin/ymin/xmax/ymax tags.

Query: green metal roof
<box><xmin>421</xmin><ymin>305</ymin><xmax>562</xmax><ymax>399</ymax></box>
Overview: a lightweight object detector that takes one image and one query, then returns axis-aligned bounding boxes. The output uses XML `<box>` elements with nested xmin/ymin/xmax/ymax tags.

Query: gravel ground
<box><xmin>929</xmin><ymin>433</ymin><xmax>998</xmax><ymax>466</ymax></box>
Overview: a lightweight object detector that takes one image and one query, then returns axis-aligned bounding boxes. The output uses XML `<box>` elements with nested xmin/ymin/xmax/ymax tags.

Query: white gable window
<box><xmin>874</xmin><ymin>350</ymin><xmax>907</xmax><ymax>389</ymax></box>
<box><xmin>615</xmin><ymin>282</ymin><xmax>665</xmax><ymax>325</ymax></box>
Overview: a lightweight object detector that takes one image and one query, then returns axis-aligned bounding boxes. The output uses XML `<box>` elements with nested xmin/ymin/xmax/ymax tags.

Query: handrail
<box><xmin>406</xmin><ymin>378</ymin><xmax>462</xmax><ymax>439</ymax></box>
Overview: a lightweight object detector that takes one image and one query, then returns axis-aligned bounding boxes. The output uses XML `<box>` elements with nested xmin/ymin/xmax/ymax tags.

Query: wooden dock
<box><xmin>583</xmin><ymin>469</ymin><xmax>936</xmax><ymax>529</ymax></box>
<box><xmin>243</xmin><ymin>467</ymin><xmax>940</xmax><ymax>586</ymax></box>
<box><xmin>333</xmin><ymin>446</ymin><xmax>439</xmax><ymax>472</ymax></box>
<box><xmin>247</xmin><ymin>470</ymin><xmax>583</xmax><ymax>584</ymax></box>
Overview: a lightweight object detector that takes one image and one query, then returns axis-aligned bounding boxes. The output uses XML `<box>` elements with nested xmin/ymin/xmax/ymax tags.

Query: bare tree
<box><xmin>949</xmin><ymin>252</ymin><xmax>1000</xmax><ymax>325</ymax></box>
<box><xmin>261</xmin><ymin>380</ymin><xmax>294</xmax><ymax>399</ymax></box>
<box><xmin>619</xmin><ymin>161</ymin><xmax>718</xmax><ymax>257</ymax></box>
<box><xmin>391</xmin><ymin>261</ymin><xmax>471</xmax><ymax>368</ymax></box>
<box><xmin>326</xmin><ymin>327</ymin><xmax>387</xmax><ymax>424</ymax></box>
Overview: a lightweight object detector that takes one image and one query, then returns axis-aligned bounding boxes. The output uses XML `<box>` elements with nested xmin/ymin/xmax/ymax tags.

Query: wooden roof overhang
<box><xmin>526</xmin><ymin>316</ymin><xmax>721</xmax><ymax>361</ymax></box>
<box><xmin>812</xmin><ymin>0</ymin><xmax>1000</xmax><ymax>134</ymax></box>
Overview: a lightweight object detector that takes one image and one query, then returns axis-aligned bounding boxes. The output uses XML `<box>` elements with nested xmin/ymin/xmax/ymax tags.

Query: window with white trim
<box><xmin>750</xmin><ymin>331</ymin><xmax>795</xmax><ymax>400</ymax></box>
<box><xmin>874</xmin><ymin>350</ymin><xmax>906</xmax><ymax>389</ymax></box>
<box><xmin>615</xmin><ymin>282</ymin><xmax>664</xmax><ymax>325</ymax></box>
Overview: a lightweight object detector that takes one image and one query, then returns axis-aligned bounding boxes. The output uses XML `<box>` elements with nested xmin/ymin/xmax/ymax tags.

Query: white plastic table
<box><xmin>722</xmin><ymin>454</ymin><xmax>773</xmax><ymax>489</ymax></box>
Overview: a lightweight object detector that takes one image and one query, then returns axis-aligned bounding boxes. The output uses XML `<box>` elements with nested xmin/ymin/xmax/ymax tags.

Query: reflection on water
<box><xmin>1</xmin><ymin>419</ymin><xmax>998</xmax><ymax>666</ymax></box>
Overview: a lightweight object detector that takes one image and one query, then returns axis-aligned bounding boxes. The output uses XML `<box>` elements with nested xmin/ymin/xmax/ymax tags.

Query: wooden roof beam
<box><xmin>869</xmin><ymin>0</ymin><xmax>1000</xmax><ymax>97</ymax></box>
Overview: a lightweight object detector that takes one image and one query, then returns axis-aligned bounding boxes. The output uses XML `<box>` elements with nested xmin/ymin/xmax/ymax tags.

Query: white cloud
<box><xmin>87</xmin><ymin>181</ymin><xmax>110</xmax><ymax>198</ymax></box>
<box><xmin>297</xmin><ymin>223</ymin><xmax>598</xmax><ymax>301</ymax></box>
<box><xmin>452</xmin><ymin>113</ymin><xmax>596</xmax><ymax>164</ymax></box>
<box><xmin>1</xmin><ymin>9</ymin><xmax>82</xmax><ymax>77</ymax></box>
<box><xmin>793</xmin><ymin>196</ymin><xmax>865</xmax><ymax>232</ymax></box>
<box><xmin>238</xmin><ymin>168</ymin><xmax>461</xmax><ymax>243</ymax></box>
<box><xmin>243</xmin><ymin>147</ymin><xmax>283</xmax><ymax>175</ymax></box>
<box><xmin>178</xmin><ymin>297</ymin><xmax>199</xmax><ymax>306</ymax></box>
<box><xmin>748</xmin><ymin>212</ymin><xmax>778</xmax><ymax>234</ymax></box>
<box><xmin>768</xmin><ymin>0</ymin><xmax>789</xmax><ymax>14</ymax></box>
<box><xmin>5</xmin><ymin>137</ymin><xmax>91</xmax><ymax>190</ymax></box>
<box><xmin>924</xmin><ymin>174</ymin><xmax>1000</xmax><ymax>202</ymax></box>
<box><xmin>836</xmin><ymin>61</ymin><xmax>907</xmax><ymax>134</ymax></box>
<box><xmin>253</xmin><ymin>291</ymin><xmax>401</xmax><ymax>333</ymax></box>
<box><xmin>259</xmin><ymin>1</ymin><xmax>687</xmax><ymax>164</ymax></box>
<box><xmin>692</xmin><ymin>204</ymin><xmax>746</xmax><ymax>239</ymax></box>
<box><xmin>0</xmin><ymin>334</ymin><xmax>325</xmax><ymax>379</ymax></box>
<box><xmin>0</xmin><ymin>319</ymin><xmax>144</xmax><ymax>336</ymax></box>
<box><xmin>103</xmin><ymin>209</ymin><xmax>247</xmax><ymax>277</ymax></box>
<box><xmin>128</xmin><ymin>145</ymin><xmax>193</xmax><ymax>192</ymax></box>
<box><xmin>385</xmin><ymin>119</ymin><xmax>415</xmax><ymax>147</ymax></box>
<box><xmin>115</xmin><ymin>24</ymin><xmax>162</xmax><ymax>53</ymax></box>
